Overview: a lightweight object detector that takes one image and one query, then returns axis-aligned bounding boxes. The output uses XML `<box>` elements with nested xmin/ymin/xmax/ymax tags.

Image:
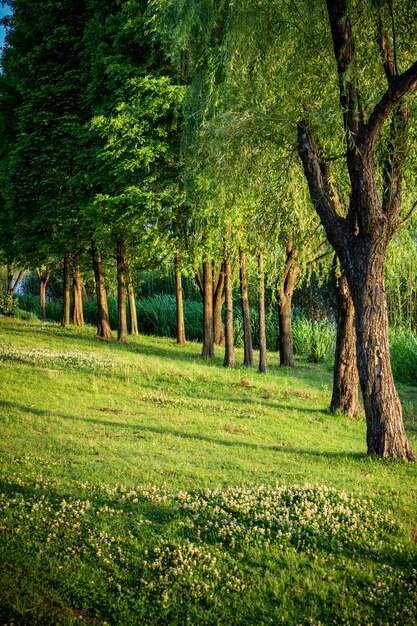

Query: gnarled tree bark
<box><xmin>330</xmin><ymin>265</ymin><xmax>360</xmax><ymax>417</ymax></box>
<box><xmin>297</xmin><ymin>0</ymin><xmax>417</xmax><ymax>459</ymax></box>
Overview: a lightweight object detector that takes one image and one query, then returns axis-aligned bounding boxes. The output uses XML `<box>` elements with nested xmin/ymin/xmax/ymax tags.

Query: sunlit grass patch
<box><xmin>173</xmin><ymin>485</ymin><xmax>399</xmax><ymax>553</ymax></box>
<box><xmin>1</xmin><ymin>317</ymin><xmax>417</xmax><ymax>624</ymax></box>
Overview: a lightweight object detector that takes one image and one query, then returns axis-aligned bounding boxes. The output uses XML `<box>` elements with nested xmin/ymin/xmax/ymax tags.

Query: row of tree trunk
<box><xmin>29</xmin><ymin>240</ymin><xmax>140</xmax><ymax>342</ymax></box>
<box><xmin>194</xmin><ymin>249</ymin><xmax>267</xmax><ymax>373</ymax></box>
<box><xmin>190</xmin><ymin>240</ymin><xmax>359</xmax><ymax>418</ymax></box>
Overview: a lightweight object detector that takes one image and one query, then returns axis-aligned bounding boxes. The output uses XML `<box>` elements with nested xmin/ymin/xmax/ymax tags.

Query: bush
<box><xmin>292</xmin><ymin>314</ymin><xmax>335</xmax><ymax>363</ymax></box>
<box><xmin>13</xmin><ymin>308</ymin><xmax>39</xmax><ymax>322</ymax></box>
<box><xmin>0</xmin><ymin>293</ymin><xmax>18</xmax><ymax>316</ymax></box>
<box><xmin>390</xmin><ymin>328</ymin><xmax>417</xmax><ymax>384</ymax></box>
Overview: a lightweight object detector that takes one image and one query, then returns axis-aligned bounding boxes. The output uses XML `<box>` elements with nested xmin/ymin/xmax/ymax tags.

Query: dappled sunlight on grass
<box><xmin>0</xmin><ymin>317</ymin><xmax>417</xmax><ymax>624</ymax></box>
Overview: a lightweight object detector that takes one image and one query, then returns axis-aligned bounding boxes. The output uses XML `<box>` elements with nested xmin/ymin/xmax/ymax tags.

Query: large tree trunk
<box><xmin>127</xmin><ymin>281</ymin><xmax>139</xmax><ymax>336</ymax></box>
<box><xmin>117</xmin><ymin>240</ymin><xmax>128</xmax><ymax>344</ymax></box>
<box><xmin>213</xmin><ymin>264</ymin><xmax>225</xmax><ymax>346</ymax></box>
<box><xmin>240</xmin><ymin>249</ymin><xmax>254</xmax><ymax>366</ymax></box>
<box><xmin>258</xmin><ymin>251</ymin><xmax>268</xmax><ymax>373</ymax></box>
<box><xmin>201</xmin><ymin>260</ymin><xmax>215</xmax><ymax>358</ymax></box>
<box><xmin>350</xmin><ymin>242</ymin><xmax>416</xmax><ymax>458</ymax></box>
<box><xmin>330</xmin><ymin>266</ymin><xmax>360</xmax><ymax>417</ymax></box>
<box><xmin>91</xmin><ymin>242</ymin><xmax>113</xmax><ymax>339</ymax></box>
<box><xmin>223</xmin><ymin>254</ymin><xmax>236</xmax><ymax>368</ymax></box>
<box><xmin>174</xmin><ymin>252</ymin><xmax>186</xmax><ymax>345</ymax></box>
<box><xmin>36</xmin><ymin>268</ymin><xmax>50</xmax><ymax>321</ymax></box>
<box><xmin>61</xmin><ymin>256</ymin><xmax>71</xmax><ymax>328</ymax></box>
<box><xmin>278</xmin><ymin>237</ymin><xmax>299</xmax><ymax>367</ymax></box>
<box><xmin>72</xmin><ymin>264</ymin><xmax>84</xmax><ymax>327</ymax></box>
<box><xmin>297</xmin><ymin>0</ymin><xmax>417</xmax><ymax>459</ymax></box>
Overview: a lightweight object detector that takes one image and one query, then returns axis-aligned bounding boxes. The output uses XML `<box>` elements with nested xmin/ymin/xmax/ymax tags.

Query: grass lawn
<box><xmin>0</xmin><ymin>316</ymin><xmax>416</xmax><ymax>624</ymax></box>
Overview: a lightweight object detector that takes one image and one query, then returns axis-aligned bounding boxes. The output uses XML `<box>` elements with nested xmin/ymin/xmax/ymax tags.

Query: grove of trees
<box><xmin>1</xmin><ymin>0</ymin><xmax>417</xmax><ymax>460</ymax></box>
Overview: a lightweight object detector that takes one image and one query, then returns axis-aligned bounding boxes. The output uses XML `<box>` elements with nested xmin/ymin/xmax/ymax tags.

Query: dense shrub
<box><xmin>390</xmin><ymin>328</ymin><xmax>417</xmax><ymax>384</ymax></box>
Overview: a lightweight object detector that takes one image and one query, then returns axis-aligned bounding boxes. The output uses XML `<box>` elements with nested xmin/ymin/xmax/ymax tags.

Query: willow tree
<box><xmin>152</xmin><ymin>0</ymin><xmax>417</xmax><ymax>460</ymax></box>
<box><xmin>297</xmin><ymin>0</ymin><xmax>417</xmax><ymax>460</ymax></box>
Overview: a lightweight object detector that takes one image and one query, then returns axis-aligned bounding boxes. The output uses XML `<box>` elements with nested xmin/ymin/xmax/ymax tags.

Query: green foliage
<box><xmin>390</xmin><ymin>328</ymin><xmax>417</xmax><ymax>384</ymax></box>
<box><xmin>0</xmin><ymin>293</ymin><xmax>17</xmax><ymax>316</ymax></box>
<box><xmin>292</xmin><ymin>314</ymin><xmax>335</xmax><ymax>363</ymax></box>
<box><xmin>386</xmin><ymin>225</ymin><xmax>417</xmax><ymax>331</ymax></box>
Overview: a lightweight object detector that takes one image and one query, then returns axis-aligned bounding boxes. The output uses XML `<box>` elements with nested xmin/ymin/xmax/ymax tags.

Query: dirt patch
<box><xmin>224</xmin><ymin>425</ymin><xmax>247</xmax><ymax>434</ymax></box>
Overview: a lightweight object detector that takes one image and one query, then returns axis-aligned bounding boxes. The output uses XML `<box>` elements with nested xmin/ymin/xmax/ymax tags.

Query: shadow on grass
<box><xmin>0</xmin><ymin>478</ymin><xmax>415</xmax><ymax>575</ymax></box>
<box><xmin>2</xmin><ymin>319</ymin><xmax>323</xmax><ymax>377</ymax></box>
<box><xmin>0</xmin><ymin>399</ymin><xmax>368</xmax><ymax>462</ymax></box>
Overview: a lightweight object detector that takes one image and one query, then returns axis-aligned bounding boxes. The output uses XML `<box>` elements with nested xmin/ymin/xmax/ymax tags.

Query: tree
<box><xmin>297</xmin><ymin>0</ymin><xmax>417</xmax><ymax>459</ymax></box>
<box><xmin>330</xmin><ymin>260</ymin><xmax>361</xmax><ymax>417</ymax></box>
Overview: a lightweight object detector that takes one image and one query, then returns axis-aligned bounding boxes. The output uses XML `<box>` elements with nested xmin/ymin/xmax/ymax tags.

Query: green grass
<box><xmin>0</xmin><ymin>316</ymin><xmax>416</xmax><ymax>625</ymax></box>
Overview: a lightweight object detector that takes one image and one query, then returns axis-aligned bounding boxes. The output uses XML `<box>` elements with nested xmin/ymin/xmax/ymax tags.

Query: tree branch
<box><xmin>195</xmin><ymin>267</ymin><xmax>203</xmax><ymax>296</ymax></box>
<box><xmin>9</xmin><ymin>270</ymin><xmax>24</xmax><ymax>297</ymax></box>
<box><xmin>359</xmin><ymin>59</ymin><xmax>417</xmax><ymax>155</ymax></box>
<box><xmin>376</xmin><ymin>24</ymin><xmax>410</xmax><ymax>220</ymax></box>
<box><xmin>396</xmin><ymin>199</ymin><xmax>417</xmax><ymax>230</ymax></box>
<box><xmin>297</xmin><ymin>120</ymin><xmax>351</xmax><ymax>254</ymax></box>
<box><xmin>325</xmin><ymin>0</ymin><xmax>363</xmax><ymax>141</ymax></box>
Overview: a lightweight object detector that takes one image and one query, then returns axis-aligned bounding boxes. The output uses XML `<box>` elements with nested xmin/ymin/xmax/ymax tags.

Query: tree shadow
<box><xmin>0</xmin><ymin>477</ymin><xmax>414</xmax><ymax>575</ymax></box>
<box><xmin>0</xmin><ymin>399</ymin><xmax>365</xmax><ymax>461</ymax></box>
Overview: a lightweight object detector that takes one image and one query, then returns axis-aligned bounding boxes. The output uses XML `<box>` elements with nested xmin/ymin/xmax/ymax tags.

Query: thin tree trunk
<box><xmin>278</xmin><ymin>237</ymin><xmax>299</xmax><ymax>367</ymax></box>
<box><xmin>36</xmin><ymin>268</ymin><xmax>50</xmax><ymax>321</ymax></box>
<box><xmin>174</xmin><ymin>252</ymin><xmax>186</xmax><ymax>345</ymax></box>
<box><xmin>213</xmin><ymin>264</ymin><xmax>225</xmax><ymax>346</ymax></box>
<box><xmin>201</xmin><ymin>260</ymin><xmax>214</xmax><ymax>358</ymax></box>
<box><xmin>330</xmin><ymin>266</ymin><xmax>360</xmax><ymax>417</ymax></box>
<box><xmin>61</xmin><ymin>256</ymin><xmax>71</xmax><ymax>328</ymax></box>
<box><xmin>7</xmin><ymin>264</ymin><xmax>23</xmax><ymax>298</ymax></box>
<box><xmin>6</xmin><ymin>264</ymin><xmax>23</xmax><ymax>311</ymax></box>
<box><xmin>72</xmin><ymin>264</ymin><xmax>84</xmax><ymax>327</ymax></box>
<box><xmin>240</xmin><ymin>249</ymin><xmax>254</xmax><ymax>366</ymax></box>
<box><xmin>7</xmin><ymin>263</ymin><xmax>13</xmax><ymax>295</ymax></box>
<box><xmin>223</xmin><ymin>254</ymin><xmax>236</xmax><ymax>368</ymax></box>
<box><xmin>91</xmin><ymin>242</ymin><xmax>113</xmax><ymax>339</ymax></box>
<box><xmin>127</xmin><ymin>282</ymin><xmax>139</xmax><ymax>335</ymax></box>
<box><xmin>258</xmin><ymin>251</ymin><xmax>268</xmax><ymax>373</ymax></box>
<box><xmin>117</xmin><ymin>240</ymin><xmax>128</xmax><ymax>344</ymax></box>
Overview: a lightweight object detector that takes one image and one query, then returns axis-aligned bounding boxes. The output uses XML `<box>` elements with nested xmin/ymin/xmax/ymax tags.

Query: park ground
<box><xmin>0</xmin><ymin>317</ymin><xmax>416</xmax><ymax>625</ymax></box>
